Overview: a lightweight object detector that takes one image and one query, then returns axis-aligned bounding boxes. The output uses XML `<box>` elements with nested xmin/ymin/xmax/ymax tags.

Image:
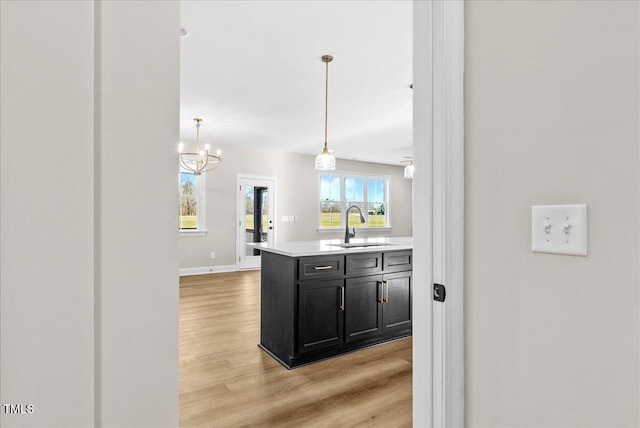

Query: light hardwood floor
<box><xmin>180</xmin><ymin>270</ymin><xmax>412</xmax><ymax>427</ymax></box>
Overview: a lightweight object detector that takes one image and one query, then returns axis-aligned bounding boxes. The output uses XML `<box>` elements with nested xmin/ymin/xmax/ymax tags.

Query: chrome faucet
<box><xmin>345</xmin><ymin>205</ymin><xmax>366</xmax><ymax>243</ymax></box>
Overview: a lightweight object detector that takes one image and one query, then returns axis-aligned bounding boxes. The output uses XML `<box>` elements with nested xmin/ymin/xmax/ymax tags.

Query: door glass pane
<box><xmin>245</xmin><ymin>185</ymin><xmax>254</xmax><ymax>257</ymax></box>
<box><xmin>260</xmin><ymin>189</ymin><xmax>269</xmax><ymax>243</ymax></box>
<box><xmin>245</xmin><ymin>185</ymin><xmax>269</xmax><ymax>257</ymax></box>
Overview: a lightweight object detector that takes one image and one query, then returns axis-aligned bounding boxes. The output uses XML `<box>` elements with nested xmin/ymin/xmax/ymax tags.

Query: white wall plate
<box><xmin>532</xmin><ymin>204</ymin><xmax>588</xmax><ymax>256</ymax></box>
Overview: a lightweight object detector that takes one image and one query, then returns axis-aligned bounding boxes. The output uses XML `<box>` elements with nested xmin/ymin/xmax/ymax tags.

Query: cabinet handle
<box><xmin>377</xmin><ymin>281</ymin><xmax>383</xmax><ymax>303</ymax></box>
<box><xmin>383</xmin><ymin>280</ymin><xmax>389</xmax><ymax>303</ymax></box>
<box><xmin>313</xmin><ymin>265</ymin><xmax>333</xmax><ymax>270</ymax></box>
<box><xmin>339</xmin><ymin>286</ymin><xmax>345</xmax><ymax>311</ymax></box>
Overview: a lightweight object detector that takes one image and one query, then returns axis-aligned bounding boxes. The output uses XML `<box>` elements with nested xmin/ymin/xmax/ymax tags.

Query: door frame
<box><xmin>413</xmin><ymin>1</ymin><xmax>465</xmax><ymax>427</ymax></box>
<box><xmin>236</xmin><ymin>174</ymin><xmax>277</xmax><ymax>270</ymax></box>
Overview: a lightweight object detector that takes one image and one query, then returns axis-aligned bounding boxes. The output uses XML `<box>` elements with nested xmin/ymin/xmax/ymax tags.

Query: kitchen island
<box><xmin>249</xmin><ymin>237</ymin><xmax>412</xmax><ymax>369</ymax></box>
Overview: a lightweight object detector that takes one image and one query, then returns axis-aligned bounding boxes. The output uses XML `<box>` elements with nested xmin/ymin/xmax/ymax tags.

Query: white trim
<box><xmin>179</xmin><ymin>229</ymin><xmax>207</xmax><ymax>237</ymax></box>
<box><xmin>179</xmin><ymin>265</ymin><xmax>237</xmax><ymax>276</ymax></box>
<box><xmin>412</xmin><ymin>2</ymin><xmax>434</xmax><ymax>425</ymax></box>
<box><xmin>439</xmin><ymin>2</ymin><xmax>464</xmax><ymax>427</ymax></box>
<box><xmin>316</xmin><ymin>227</ymin><xmax>392</xmax><ymax>233</ymax></box>
<box><xmin>413</xmin><ymin>1</ymin><xmax>464</xmax><ymax>427</ymax></box>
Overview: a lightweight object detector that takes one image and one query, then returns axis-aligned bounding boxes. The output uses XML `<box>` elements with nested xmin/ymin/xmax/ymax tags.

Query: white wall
<box><xmin>97</xmin><ymin>1</ymin><xmax>179</xmax><ymax>426</ymax></box>
<box><xmin>1</xmin><ymin>2</ymin><xmax>95</xmax><ymax>426</ymax></box>
<box><xmin>0</xmin><ymin>1</ymin><xmax>180</xmax><ymax>427</ymax></box>
<box><xmin>465</xmin><ymin>1</ymin><xmax>640</xmax><ymax>427</ymax></box>
<box><xmin>6</xmin><ymin>2</ymin><xmax>636</xmax><ymax>427</ymax></box>
<box><xmin>179</xmin><ymin>142</ymin><xmax>413</xmax><ymax>269</ymax></box>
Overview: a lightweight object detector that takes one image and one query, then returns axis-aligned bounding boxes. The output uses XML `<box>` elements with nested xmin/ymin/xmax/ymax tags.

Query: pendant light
<box><xmin>315</xmin><ymin>54</ymin><xmax>336</xmax><ymax>170</ymax></box>
<box><xmin>403</xmin><ymin>162</ymin><xmax>415</xmax><ymax>179</ymax></box>
<box><xmin>401</xmin><ymin>157</ymin><xmax>414</xmax><ymax>179</ymax></box>
<box><xmin>178</xmin><ymin>118</ymin><xmax>222</xmax><ymax>175</ymax></box>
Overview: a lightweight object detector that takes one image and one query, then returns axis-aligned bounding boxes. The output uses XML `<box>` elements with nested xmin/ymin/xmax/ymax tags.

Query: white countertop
<box><xmin>246</xmin><ymin>236</ymin><xmax>413</xmax><ymax>257</ymax></box>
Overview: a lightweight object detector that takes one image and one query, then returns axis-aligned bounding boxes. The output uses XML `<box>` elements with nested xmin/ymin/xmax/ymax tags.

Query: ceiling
<box><xmin>180</xmin><ymin>0</ymin><xmax>412</xmax><ymax>166</ymax></box>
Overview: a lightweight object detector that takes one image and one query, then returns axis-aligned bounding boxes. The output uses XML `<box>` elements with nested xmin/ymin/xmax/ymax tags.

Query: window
<box><xmin>319</xmin><ymin>172</ymin><xmax>389</xmax><ymax>229</ymax></box>
<box><xmin>179</xmin><ymin>171</ymin><xmax>206</xmax><ymax>234</ymax></box>
<box><xmin>319</xmin><ymin>174</ymin><xmax>341</xmax><ymax>228</ymax></box>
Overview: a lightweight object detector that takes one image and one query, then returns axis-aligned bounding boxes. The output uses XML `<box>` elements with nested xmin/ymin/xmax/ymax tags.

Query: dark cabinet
<box><xmin>346</xmin><ymin>252</ymin><xmax>382</xmax><ymax>276</ymax></box>
<box><xmin>383</xmin><ymin>250</ymin><xmax>412</xmax><ymax>272</ymax></box>
<box><xmin>259</xmin><ymin>249</ymin><xmax>412</xmax><ymax>369</ymax></box>
<box><xmin>298</xmin><ymin>255</ymin><xmax>343</xmax><ymax>280</ymax></box>
<box><xmin>345</xmin><ymin>271</ymin><xmax>412</xmax><ymax>342</ymax></box>
<box><xmin>298</xmin><ymin>279</ymin><xmax>344</xmax><ymax>354</ymax></box>
<box><xmin>382</xmin><ymin>271</ymin><xmax>412</xmax><ymax>333</ymax></box>
<box><xmin>345</xmin><ymin>275</ymin><xmax>383</xmax><ymax>342</ymax></box>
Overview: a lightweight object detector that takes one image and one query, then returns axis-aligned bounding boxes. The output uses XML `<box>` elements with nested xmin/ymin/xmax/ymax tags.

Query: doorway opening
<box><xmin>236</xmin><ymin>175</ymin><xmax>276</xmax><ymax>270</ymax></box>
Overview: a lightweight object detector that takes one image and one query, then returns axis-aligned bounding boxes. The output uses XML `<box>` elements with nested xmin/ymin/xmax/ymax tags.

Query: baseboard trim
<box><xmin>179</xmin><ymin>265</ymin><xmax>237</xmax><ymax>276</ymax></box>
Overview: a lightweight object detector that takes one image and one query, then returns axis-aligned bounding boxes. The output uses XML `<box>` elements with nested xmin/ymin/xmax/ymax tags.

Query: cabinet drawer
<box><xmin>383</xmin><ymin>250</ymin><xmax>412</xmax><ymax>272</ymax></box>
<box><xmin>298</xmin><ymin>255</ymin><xmax>344</xmax><ymax>280</ymax></box>
<box><xmin>346</xmin><ymin>252</ymin><xmax>382</xmax><ymax>276</ymax></box>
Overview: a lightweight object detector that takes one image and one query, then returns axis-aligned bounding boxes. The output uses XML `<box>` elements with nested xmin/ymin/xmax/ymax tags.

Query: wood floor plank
<box><xmin>180</xmin><ymin>270</ymin><xmax>412</xmax><ymax>427</ymax></box>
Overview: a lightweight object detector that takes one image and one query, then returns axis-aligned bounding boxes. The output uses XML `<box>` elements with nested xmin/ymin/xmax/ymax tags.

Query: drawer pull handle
<box><xmin>313</xmin><ymin>265</ymin><xmax>333</xmax><ymax>270</ymax></box>
<box><xmin>377</xmin><ymin>281</ymin><xmax>384</xmax><ymax>303</ymax></box>
<box><xmin>339</xmin><ymin>286</ymin><xmax>345</xmax><ymax>311</ymax></box>
<box><xmin>383</xmin><ymin>280</ymin><xmax>389</xmax><ymax>303</ymax></box>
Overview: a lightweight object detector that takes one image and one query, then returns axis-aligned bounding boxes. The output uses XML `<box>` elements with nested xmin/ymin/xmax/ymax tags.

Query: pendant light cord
<box><xmin>324</xmin><ymin>58</ymin><xmax>329</xmax><ymax>149</ymax></box>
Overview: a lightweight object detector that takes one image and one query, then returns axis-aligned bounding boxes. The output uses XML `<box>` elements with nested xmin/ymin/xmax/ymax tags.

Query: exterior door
<box><xmin>237</xmin><ymin>176</ymin><xmax>276</xmax><ymax>269</ymax></box>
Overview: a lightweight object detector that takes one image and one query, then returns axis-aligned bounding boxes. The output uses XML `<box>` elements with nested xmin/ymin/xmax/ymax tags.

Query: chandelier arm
<box><xmin>180</xmin><ymin>156</ymin><xmax>196</xmax><ymax>174</ymax></box>
<box><xmin>199</xmin><ymin>153</ymin><xmax>210</xmax><ymax>171</ymax></box>
<box><xmin>200</xmin><ymin>156</ymin><xmax>222</xmax><ymax>172</ymax></box>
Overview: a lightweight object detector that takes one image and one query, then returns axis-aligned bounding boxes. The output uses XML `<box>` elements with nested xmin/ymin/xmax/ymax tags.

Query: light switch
<box><xmin>532</xmin><ymin>204</ymin><xmax>587</xmax><ymax>256</ymax></box>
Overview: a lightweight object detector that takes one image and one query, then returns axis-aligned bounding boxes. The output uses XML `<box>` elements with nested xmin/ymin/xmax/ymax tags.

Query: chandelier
<box><xmin>315</xmin><ymin>54</ymin><xmax>336</xmax><ymax>170</ymax></box>
<box><xmin>179</xmin><ymin>118</ymin><xmax>222</xmax><ymax>175</ymax></box>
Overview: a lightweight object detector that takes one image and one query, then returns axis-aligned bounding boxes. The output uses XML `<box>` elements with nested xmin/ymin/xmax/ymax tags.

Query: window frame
<box><xmin>179</xmin><ymin>169</ymin><xmax>207</xmax><ymax>236</ymax></box>
<box><xmin>317</xmin><ymin>170</ymin><xmax>391</xmax><ymax>231</ymax></box>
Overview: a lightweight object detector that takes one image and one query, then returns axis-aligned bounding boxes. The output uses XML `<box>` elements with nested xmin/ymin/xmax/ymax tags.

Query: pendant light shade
<box><xmin>315</xmin><ymin>146</ymin><xmax>336</xmax><ymax>170</ymax></box>
<box><xmin>404</xmin><ymin>162</ymin><xmax>415</xmax><ymax>179</ymax></box>
<box><xmin>315</xmin><ymin>54</ymin><xmax>336</xmax><ymax>171</ymax></box>
<box><xmin>401</xmin><ymin>157</ymin><xmax>414</xmax><ymax>179</ymax></box>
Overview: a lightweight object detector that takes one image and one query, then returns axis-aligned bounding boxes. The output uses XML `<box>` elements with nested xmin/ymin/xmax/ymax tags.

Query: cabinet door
<box><xmin>345</xmin><ymin>275</ymin><xmax>383</xmax><ymax>342</ymax></box>
<box><xmin>382</xmin><ymin>271</ymin><xmax>412</xmax><ymax>333</ymax></box>
<box><xmin>298</xmin><ymin>279</ymin><xmax>345</xmax><ymax>354</ymax></box>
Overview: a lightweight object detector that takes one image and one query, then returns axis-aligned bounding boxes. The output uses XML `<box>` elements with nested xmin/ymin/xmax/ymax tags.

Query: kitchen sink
<box><xmin>328</xmin><ymin>242</ymin><xmax>395</xmax><ymax>248</ymax></box>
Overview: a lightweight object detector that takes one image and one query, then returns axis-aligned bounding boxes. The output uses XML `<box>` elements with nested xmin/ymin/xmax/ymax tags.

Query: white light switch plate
<box><xmin>532</xmin><ymin>204</ymin><xmax>587</xmax><ymax>256</ymax></box>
